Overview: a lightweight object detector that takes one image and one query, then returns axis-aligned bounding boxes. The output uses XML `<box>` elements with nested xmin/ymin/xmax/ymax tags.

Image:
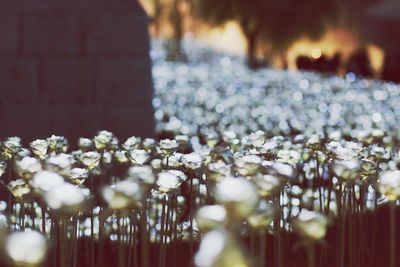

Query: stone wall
<box><xmin>0</xmin><ymin>0</ymin><xmax>154</xmax><ymax>142</ymax></box>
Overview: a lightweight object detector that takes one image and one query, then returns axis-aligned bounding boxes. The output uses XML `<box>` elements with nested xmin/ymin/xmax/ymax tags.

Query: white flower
<box><xmin>128</xmin><ymin>149</ymin><xmax>149</xmax><ymax>165</ymax></box>
<box><xmin>196</xmin><ymin>205</ymin><xmax>227</xmax><ymax>232</ymax></box>
<box><xmin>44</xmin><ymin>182</ymin><xmax>85</xmax><ymax>211</ymax></box>
<box><xmin>30</xmin><ymin>171</ymin><xmax>64</xmax><ymax>192</ymax></box>
<box><xmin>14</xmin><ymin>157</ymin><xmax>42</xmax><ymax>180</ymax></box>
<box><xmin>378</xmin><ymin>170</ymin><xmax>400</xmax><ymax>201</ymax></box>
<box><xmin>214</xmin><ymin>177</ymin><xmax>257</xmax><ymax>218</ymax></box>
<box><xmin>30</xmin><ymin>139</ymin><xmax>49</xmax><ymax>158</ymax></box>
<box><xmin>102</xmin><ymin>180</ymin><xmax>142</xmax><ymax>210</ymax></box>
<box><xmin>293</xmin><ymin>209</ymin><xmax>328</xmax><ymax>241</ymax></box>
<box><xmin>181</xmin><ymin>152</ymin><xmax>203</xmax><ymax>169</ymax></box>
<box><xmin>128</xmin><ymin>166</ymin><xmax>155</xmax><ymax>185</ymax></box>
<box><xmin>80</xmin><ymin>151</ymin><xmax>101</xmax><ymax>170</ymax></box>
<box><xmin>6</xmin><ymin>230</ymin><xmax>47</xmax><ymax>266</ymax></box>
<box><xmin>156</xmin><ymin>170</ymin><xmax>187</xmax><ymax>193</ymax></box>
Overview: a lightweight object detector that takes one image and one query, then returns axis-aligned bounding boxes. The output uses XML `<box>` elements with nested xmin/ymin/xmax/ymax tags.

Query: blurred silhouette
<box><xmin>382</xmin><ymin>54</ymin><xmax>400</xmax><ymax>83</ymax></box>
<box><xmin>193</xmin><ymin>0</ymin><xmax>339</xmax><ymax>69</ymax></box>
<box><xmin>296</xmin><ymin>53</ymin><xmax>341</xmax><ymax>74</ymax></box>
<box><xmin>347</xmin><ymin>50</ymin><xmax>373</xmax><ymax>77</ymax></box>
<box><xmin>0</xmin><ymin>0</ymin><xmax>154</xmax><ymax>142</ymax></box>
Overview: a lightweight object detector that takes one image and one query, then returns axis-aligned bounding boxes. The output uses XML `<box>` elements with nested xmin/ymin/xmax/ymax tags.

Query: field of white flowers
<box><xmin>0</xmin><ymin>42</ymin><xmax>399</xmax><ymax>267</ymax></box>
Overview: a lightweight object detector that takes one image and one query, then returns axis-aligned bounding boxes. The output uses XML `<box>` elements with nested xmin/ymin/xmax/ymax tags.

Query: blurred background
<box><xmin>139</xmin><ymin>0</ymin><xmax>400</xmax><ymax>83</ymax></box>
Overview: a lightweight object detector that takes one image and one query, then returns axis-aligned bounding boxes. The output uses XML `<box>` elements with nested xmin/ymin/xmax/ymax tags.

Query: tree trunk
<box><xmin>167</xmin><ymin>0</ymin><xmax>185</xmax><ymax>61</ymax></box>
<box><xmin>153</xmin><ymin>0</ymin><xmax>162</xmax><ymax>36</ymax></box>
<box><xmin>246</xmin><ymin>32</ymin><xmax>258</xmax><ymax>69</ymax></box>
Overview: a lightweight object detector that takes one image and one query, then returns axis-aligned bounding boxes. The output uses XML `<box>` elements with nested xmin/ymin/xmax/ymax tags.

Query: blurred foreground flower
<box><xmin>14</xmin><ymin>157</ymin><xmax>42</xmax><ymax>180</ymax></box>
<box><xmin>196</xmin><ymin>205</ymin><xmax>227</xmax><ymax>232</ymax></box>
<box><xmin>293</xmin><ymin>209</ymin><xmax>328</xmax><ymax>241</ymax></box>
<box><xmin>214</xmin><ymin>177</ymin><xmax>257</xmax><ymax>219</ymax></box>
<box><xmin>5</xmin><ymin>230</ymin><xmax>47</xmax><ymax>267</ymax></box>
<box><xmin>195</xmin><ymin>229</ymin><xmax>249</xmax><ymax>267</ymax></box>
<box><xmin>102</xmin><ymin>180</ymin><xmax>142</xmax><ymax>210</ymax></box>
<box><xmin>378</xmin><ymin>170</ymin><xmax>400</xmax><ymax>200</ymax></box>
<box><xmin>43</xmin><ymin>182</ymin><xmax>85</xmax><ymax>214</ymax></box>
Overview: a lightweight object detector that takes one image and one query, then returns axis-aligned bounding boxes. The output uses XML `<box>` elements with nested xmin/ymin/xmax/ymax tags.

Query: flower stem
<box><xmin>390</xmin><ymin>200</ymin><xmax>396</xmax><ymax>267</ymax></box>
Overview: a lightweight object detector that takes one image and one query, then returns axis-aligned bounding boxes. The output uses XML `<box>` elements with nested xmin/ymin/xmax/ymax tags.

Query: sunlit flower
<box><xmin>128</xmin><ymin>165</ymin><xmax>155</xmax><ymax>185</ymax></box>
<box><xmin>128</xmin><ymin>149</ymin><xmax>149</xmax><ymax>165</ymax></box>
<box><xmin>43</xmin><ymin>182</ymin><xmax>85</xmax><ymax>213</ymax></box>
<box><xmin>7</xmin><ymin>179</ymin><xmax>31</xmax><ymax>198</ymax></box>
<box><xmin>196</xmin><ymin>205</ymin><xmax>227</xmax><ymax>232</ymax></box>
<box><xmin>80</xmin><ymin>151</ymin><xmax>101</xmax><ymax>170</ymax></box>
<box><xmin>306</xmin><ymin>135</ymin><xmax>322</xmax><ymax>151</ymax></box>
<box><xmin>151</xmin><ymin>158</ymin><xmax>162</xmax><ymax>170</ymax></box>
<box><xmin>68</xmin><ymin>167</ymin><xmax>89</xmax><ymax>185</ymax></box>
<box><xmin>47</xmin><ymin>135</ymin><xmax>68</xmax><ymax>154</ymax></box>
<box><xmin>378</xmin><ymin>170</ymin><xmax>400</xmax><ymax>201</ymax></box>
<box><xmin>158</xmin><ymin>139</ymin><xmax>179</xmax><ymax>156</ymax></box>
<box><xmin>1</xmin><ymin>137</ymin><xmax>22</xmax><ymax>160</ymax></box>
<box><xmin>181</xmin><ymin>152</ymin><xmax>203</xmax><ymax>170</ymax></box>
<box><xmin>46</xmin><ymin>153</ymin><xmax>72</xmax><ymax>176</ymax></box>
<box><xmin>241</xmin><ymin>130</ymin><xmax>265</xmax><ymax>148</ymax></box>
<box><xmin>222</xmin><ymin>131</ymin><xmax>239</xmax><ymax>146</ymax></box>
<box><xmin>214</xmin><ymin>177</ymin><xmax>257</xmax><ymax>219</ymax></box>
<box><xmin>253</xmin><ymin>174</ymin><xmax>282</xmax><ymax>197</ymax></box>
<box><xmin>143</xmin><ymin>138</ymin><xmax>156</xmax><ymax>151</ymax></box>
<box><xmin>293</xmin><ymin>209</ymin><xmax>328</xmax><ymax>241</ymax></box>
<box><xmin>205</xmin><ymin>133</ymin><xmax>219</xmax><ymax>148</ymax></box>
<box><xmin>30</xmin><ymin>139</ymin><xmax>49</xmax><ymax>159</ymax></box>
<box><xmin>156</xmin><ymin>170</ymin><xmax>187</xmax><ymax>193</ymax></box>
<box><xmin>195</xmin><ymin>229</ymin><xmax>249</xmax><ymax>267</ymax></box>
<box><xmin>114</xmin><ymin>150</ymin><xmax>129</xmax><ymax>163</ymax></box>
<box><xmin>101</xmin><ymin>151</ymin><xmax>113</xmax><ymax>165</ymax></box>
<box><xmin>248</xmin><ymin>201</ymin><xmax>274</xmax><ymax>228</ymax></box>
<box><xmin>162</xmin><ymin>152</ymin><xmax>183</xmax><ymax>167</ymax></box>
<box><xmin>30</xmin><ymin>171</ymin><xmax>64</xmax><ymax>192</ymax></box>
<box><xmin>331</xmin><ymin>159</ymin><xmax>360</xmax><ymax>182</ymax></box>
<box><xmin>14</xmin><ymin>157</ymin><xmax>42</xmax><ymax>180</ymax></box>
<box><xmin>122</xmin><ymin>136</ymin><xmax>142</xmax><ymax>151</ymax></box>
<box><xmin>256</xmin><ymin>140</ymin><xmax>279</xmax><ymax>158</ymax></box>
<box><xmin>102</xmin><ymin>180</ymin><xmax>142</xmax><ymax>210</ymax></box>
<box><xmin>266</xmin><ymin>162</ymin><xmax>295</xmax><ymax>179</ymax></box>
<box><xmin>175</xmin><ymin>135</ymin><xmax>189</xmax><ymax>146</ymax></box>
<box><xmin>207</xmin><ymin>161</ymin><xmax>231</xmax><ymax>182</ymax></box>
<box><xmin>234</xmin><ymin>155</ymin><xmax>262</xmax><ymax>176</ymax></box>
<box><xmin>93</xmin><ymin>130</ymin><xmax>114</xmax><ymax>150</ymax></box>
<box><xmin>78</xmin><ymin>138</ymin><xmax>94</xmax><ymax>151</ymax></box>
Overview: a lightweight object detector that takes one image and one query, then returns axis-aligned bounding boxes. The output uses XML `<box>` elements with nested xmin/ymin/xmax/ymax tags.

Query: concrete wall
<box><xmin>0</xmin><ymin>0</ymin><xmax>154</xmax><ymax>142</ymax></box>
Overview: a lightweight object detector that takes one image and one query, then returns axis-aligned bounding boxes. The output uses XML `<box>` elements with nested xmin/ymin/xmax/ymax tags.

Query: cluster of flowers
<box><xmin>0</xmin><ymin>127</ymin><xmax>399</xmax><ymax>267</ymax></box>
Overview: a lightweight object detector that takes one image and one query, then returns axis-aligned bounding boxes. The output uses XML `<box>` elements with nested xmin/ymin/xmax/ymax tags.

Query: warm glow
<box><xmin>286</xmin><ymin>29</ymin><xmax>360</xmax><ymax>73</ymax></box>
<box><xmin>139</xmin><ymin>0</ymin><xmax>154</xmax><ymax>16</ymax></box>
<box><xmin>311</xmin><ymin>48</ymin><xmax>322</xmax><ymax>59</ymax></box>
<box><xmin>195</xmin><ymin>21</ymin><xmax>246</xmax><ymax>55</ymax></box>
<box><xmin>367</xmin><ymin>44</ymin><xmax>385</xmax><ymax>78</ymax></box>
<box><xmin>138</xmin><ymin>1</ymin><xmax>385</xmax><ymax>76</ymax></box>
